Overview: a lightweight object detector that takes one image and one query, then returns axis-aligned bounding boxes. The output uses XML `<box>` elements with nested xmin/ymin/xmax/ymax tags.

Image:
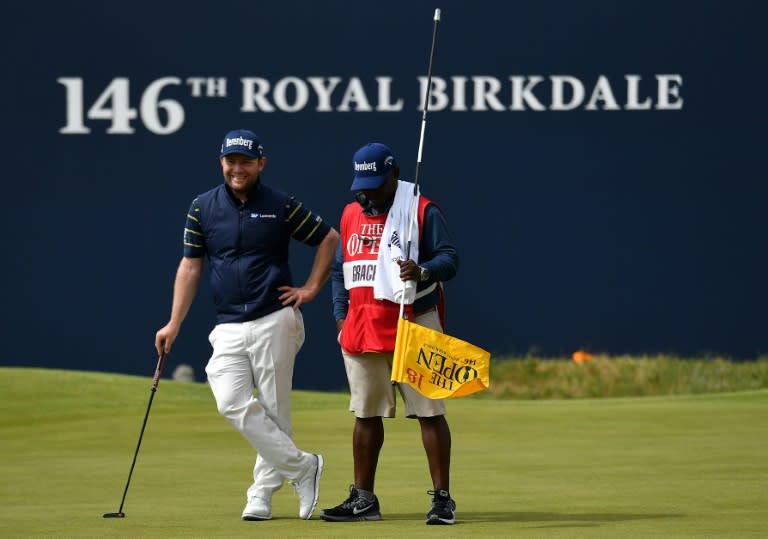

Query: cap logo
<box><xmin>354</xmin><ymin>160</ymin><xmax>377</xmax><ymax>172</ymax></box>
<box><xmin>226</xmin><ymin>136</ymin><xmax>254</xmax><ymax>150</ymax></box>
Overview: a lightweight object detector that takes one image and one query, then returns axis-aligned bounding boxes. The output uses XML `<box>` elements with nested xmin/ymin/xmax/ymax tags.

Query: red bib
<box><xmin>338</xmin><ymin>196</ymin><xmax>430</xmax><ymax>354</ymax></box>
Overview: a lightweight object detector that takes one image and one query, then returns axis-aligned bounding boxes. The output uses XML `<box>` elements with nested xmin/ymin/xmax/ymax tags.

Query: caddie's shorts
<box><xmin>342</xmin><ymin>308</ymin><xmax>446</xmax><ymax>419</ymax></box>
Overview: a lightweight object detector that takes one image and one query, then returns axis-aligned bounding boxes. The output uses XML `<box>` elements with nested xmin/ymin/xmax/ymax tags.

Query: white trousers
<box><xmin>205</xmin><ymin>306</ymin><xmax>312</xmax><ymax>500</ymax></box>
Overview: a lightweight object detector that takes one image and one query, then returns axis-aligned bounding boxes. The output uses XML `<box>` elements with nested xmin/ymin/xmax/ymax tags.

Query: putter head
<box><xmin>103</xmin><ymin>512</ymin><xmax>125</xmax><ymax>518</ymax></box>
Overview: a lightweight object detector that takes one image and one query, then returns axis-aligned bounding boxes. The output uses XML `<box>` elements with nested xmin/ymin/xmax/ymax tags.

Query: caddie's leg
<box><xmin>343</xmin><ymin>350</ymin><xmax>396</xmax><ymax>492</ymax></box>
<box><xmin>418</xmin><ymin>415</ymin><xmax>451</xmax><ymax>491</ymax></box>
<box><xmin>353</xmin><ymin>417</ymin><xmax>384</xmax><ymax>492</ymax></box>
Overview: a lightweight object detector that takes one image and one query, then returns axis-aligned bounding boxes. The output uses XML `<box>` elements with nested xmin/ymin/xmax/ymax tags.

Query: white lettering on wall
<box><xmin>551</xmin><ymin>76</ymin><xmax>585</xmax><ymax>111</ymax></box>
<box><xmin>656</xmin><ymin>74</ymin><xmax>684</xmax><ymax>110</ymax></box>
<box><xmin>58</xmin><ymin>74</ymin><xmax>684</xmax><ymax>134</ymax></box>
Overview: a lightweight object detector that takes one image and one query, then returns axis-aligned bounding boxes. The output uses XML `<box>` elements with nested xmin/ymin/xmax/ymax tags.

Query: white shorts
<box><xmin>342</xmin><ymin>308</ymin><xmax>447</xmax><ymax>419</ymax></box>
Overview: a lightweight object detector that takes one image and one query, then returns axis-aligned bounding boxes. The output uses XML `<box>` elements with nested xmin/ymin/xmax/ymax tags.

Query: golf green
<box><xmin>1</xmin><ymin>368</ymin><xmax>765</xmax><ymax>538</ymax></box>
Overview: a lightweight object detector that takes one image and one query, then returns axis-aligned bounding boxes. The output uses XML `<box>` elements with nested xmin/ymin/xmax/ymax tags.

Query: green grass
<box><xmin>483</xmin><ymin>356</ymin><xmax>768</xmax><ymax>399</ymax></box>
<box><xmin>0</xmin><ymin>367</ymin><xmax>766</xmax><ymax>538</ymax></box>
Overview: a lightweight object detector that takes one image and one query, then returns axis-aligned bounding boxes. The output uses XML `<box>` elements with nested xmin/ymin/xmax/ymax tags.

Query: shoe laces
<box><xmin>290</xmin><ymin>469</ymin><xmax>312</xmax><ymax>491</ymax></box>
<box><xmin>428</xmin><ymin>489</ymin><xmax>455</xmax><ymax>510</ymax></box>
<box><xmin>341</xmin><ymin>485</ymin><xmax>371</xmax><ymax>509</ymax></box>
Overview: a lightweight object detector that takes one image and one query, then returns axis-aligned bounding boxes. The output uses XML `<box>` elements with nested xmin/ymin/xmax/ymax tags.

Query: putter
<box><xmin>103</xmin><ymin>352</ymin><xmax>168</xmax><ymax>518</ymax></box>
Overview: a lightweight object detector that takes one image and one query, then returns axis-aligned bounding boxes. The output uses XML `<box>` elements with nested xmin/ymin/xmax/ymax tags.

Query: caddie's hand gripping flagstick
<box><xmin>399</xmin><ymin>7</ymin><xmax>442</xmax><ymax>319</ymax></box>
<box><xmin>103</xmin><ymin>352</ymin><xmax>168</xmax><ymax>518</ymax></box>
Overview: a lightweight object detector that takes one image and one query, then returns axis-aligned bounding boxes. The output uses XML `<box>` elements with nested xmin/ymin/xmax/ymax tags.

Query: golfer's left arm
<box><xmin>280</xmin><ymin>227</ymin><xmax>340</xmax><ymax>308</ymax></box>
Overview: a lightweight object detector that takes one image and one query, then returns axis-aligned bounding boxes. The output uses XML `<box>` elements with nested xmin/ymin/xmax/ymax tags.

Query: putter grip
<box><xmin>151</xmin><ymin>353</ymin><xmax>167</xmax><ymax>389</ymax></box>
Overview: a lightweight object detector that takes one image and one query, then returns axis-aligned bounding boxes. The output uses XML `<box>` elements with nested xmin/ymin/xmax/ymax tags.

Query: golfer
<box><xmin>155</xmin><ymin>129</ymin><xmax>339</xmax><ymax>521</ymax></box>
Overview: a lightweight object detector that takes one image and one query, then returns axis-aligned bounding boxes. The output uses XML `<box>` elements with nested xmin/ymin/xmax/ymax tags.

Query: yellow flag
<box><xmin>391</xmin><ymin>318</ymin><xmax>491</xmax><ymax>399</ymax></box>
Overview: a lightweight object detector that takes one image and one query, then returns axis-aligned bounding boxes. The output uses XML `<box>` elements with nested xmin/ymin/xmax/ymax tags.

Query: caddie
<box><xmin>321</xmin><ymin>142</ymin><xmax>460</xmax><ymax>525</ymax></box>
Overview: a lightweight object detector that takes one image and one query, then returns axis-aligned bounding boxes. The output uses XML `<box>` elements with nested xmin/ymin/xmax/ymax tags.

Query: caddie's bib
<box><xmin>338</xmin><ymin>196</ymin><xmax>430</xmax><ymax>354</ymax></box>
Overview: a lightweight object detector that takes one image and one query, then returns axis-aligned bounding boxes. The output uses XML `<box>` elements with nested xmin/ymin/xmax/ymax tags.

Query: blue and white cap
<box><xmin>350</xmin><ymin>143</ymin><xmax>396</xmax><ymax>191</ymax></box>
<box><xmin>219</xmin><ymin>129</ymin><xmax>264</xmax><ymax>159</ymax></box>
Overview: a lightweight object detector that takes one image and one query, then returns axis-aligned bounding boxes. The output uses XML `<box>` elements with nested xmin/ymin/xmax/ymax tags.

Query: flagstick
<box><xmin>399</xmin><ymin>7</ymin><xmax>442</xmax><ymax>320</ymax></box>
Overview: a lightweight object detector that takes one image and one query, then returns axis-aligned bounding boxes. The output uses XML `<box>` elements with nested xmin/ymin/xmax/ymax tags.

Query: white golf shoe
<box><xmin>242</xmin><ymin>496</ymin><xmax>272</xmax><ymax>521</ymax></box>
<box><xmin>291</xmin><ymin>453</ymin><xmax>324</xmax><ymax>519</ymax></box>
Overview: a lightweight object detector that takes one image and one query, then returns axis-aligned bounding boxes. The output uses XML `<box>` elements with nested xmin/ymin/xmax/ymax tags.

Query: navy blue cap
<box><xmin>350</xmin><ymin>143</ymin><xmax>396</xmax><ymax>191</ymax></box>
<box><xmin>219</xmin><ymin>129</ymin><xmax>264</xmax><ymax>159</ymax></box>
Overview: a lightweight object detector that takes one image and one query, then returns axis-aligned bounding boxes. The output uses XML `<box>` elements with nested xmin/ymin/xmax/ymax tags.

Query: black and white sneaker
<box><xmin>320</xmin><ymin>485</ymin><xmax>382</xmax><ymax>521</ymax></box>
<box><xmin>426</xmin><ymin>489</ymin><xmax>456</xmax><ymax>525</ymax></box>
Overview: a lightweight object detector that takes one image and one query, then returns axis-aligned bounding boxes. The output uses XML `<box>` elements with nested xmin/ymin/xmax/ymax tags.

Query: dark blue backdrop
<box><xmin>2</xmin><ymin>1</ymin><xmax>765</xmax><ymax>389</ymax></box>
